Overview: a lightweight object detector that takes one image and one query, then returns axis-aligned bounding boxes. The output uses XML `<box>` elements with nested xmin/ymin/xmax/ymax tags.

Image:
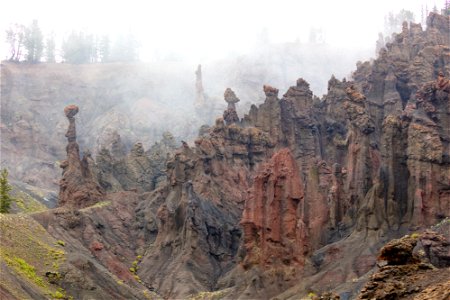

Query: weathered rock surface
<box><xmin>420</xmin><ymin>229</ymin><xmax>450</xmax><ymax>268</ymax></box>
<box><xmin>232</xmin><ymin>13</ymin><xmax>450</xmax><ymax>298</ymax></box>
<box><xmin>94</xmin><ymin>132</ymin><xmax>177</xmax><ymax>193</ymax></box>
<box><xmin>378</xmin><ymin>235</ymin><xmax>420</xmax><ymax>265</ymax></box>
<box><xmin>31</xmin><ymin>192</ymin><xmax>160</xmax><ymax>299</ymax></box>
<box><xmin>241</xmin><ymin>148</ymin><xmax>306</xmax><ymax>269</ymax></box>
<box><xmin>58</xmin><ymin>105</ymin><xmax>104</xmax><ymax>208</ymax></box>
<box><xmin>136</xmin><ymin>118</ymin><xmax>274</xmax><ymax>298</ymax></box>
<box><xmin>358</xmin><ymin>232</ymin><xmax>450</xmax><ymax>300</ymax></box>
<box><xmin>223</xmin><ymin>88</ymin><xmax>240</xmax><ymax>125</ymax></box>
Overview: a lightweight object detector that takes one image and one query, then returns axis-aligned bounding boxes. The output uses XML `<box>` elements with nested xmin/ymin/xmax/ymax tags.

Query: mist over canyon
<box><xmin>0</xmin><ymin>4</ymin><xmax>449</xmax><ymax>300</ymax></box>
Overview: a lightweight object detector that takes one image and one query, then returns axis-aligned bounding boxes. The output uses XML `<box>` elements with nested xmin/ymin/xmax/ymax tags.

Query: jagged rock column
<box><xmin>59</xmin><ymin>105</ymin><xmax>104</xmax><ymax>208</ymax></box>
<box><xmin>241</xmin><ymin>148</ymin><xmax>306</xmax><ymax>268</ymax></box>
<box><xmin>223</xmin><ymin>88</ymin><xmax>240</xmax><ymax>125</ymax></box>
<box><xmin>195</xmin><ymin>64</ymin><xmax>206</xmax><ymax>110</ymax></box>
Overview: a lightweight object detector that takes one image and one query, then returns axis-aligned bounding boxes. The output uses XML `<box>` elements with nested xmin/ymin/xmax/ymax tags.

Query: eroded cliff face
<box><xmin>136</xmin><ymin>116</ymin><xmax>274</xmax><ymax>297</ymax></box>
<box><xmin>2</xmin><ymin>12</ymin><xmax>449</xmax><ymax>300</ymax></box>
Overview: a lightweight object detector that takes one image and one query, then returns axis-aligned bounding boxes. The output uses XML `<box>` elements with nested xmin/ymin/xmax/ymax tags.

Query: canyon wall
<box><xmin>1</xmin><ymin>12</ymin><xmax>449</xmax><ymax>300</ymax></box>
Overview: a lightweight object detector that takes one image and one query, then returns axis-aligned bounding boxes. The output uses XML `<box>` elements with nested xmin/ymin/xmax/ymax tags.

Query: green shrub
<box><xmin>0</xmin><ymin>169</ymin><xmax>14</xmax><ymax>213</ymax></box>
<box><xmin>56</xmin><ymin>240</ymin><xmax>65</xmax><ymax>247</ymax></box>
<box><xmin>6</xmin><ymin>256</ymin><xmax>45</xmax><ymax>287</ymax></box>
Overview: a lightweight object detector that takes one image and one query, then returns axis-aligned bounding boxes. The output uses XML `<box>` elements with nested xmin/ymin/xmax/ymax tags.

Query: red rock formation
<box><xmin>136</xmin><ymin>116</ymin><xmax>274</xmax><ymax>299</ymax></box>
<box><xmin>241</xmin><ymin>148</ymin><xmax>306</xmax><ymax>268</ymax></box>
<box><xmin>358</xmin><ymin>233</ymin><xmax>450</xmax><ymax>300</ymax></box>
<box><xmin>59</xmin><ymin>105</ymin><xmax>104</xmax><ymax>208</ymax></box>
<box><xmin>378</xmin><ymin>235</ymin><xmax>420</xmax><ymax>265</ymax></box>
<box><xmin>263</xmin><ymin>84</ymin><xmax>279</xmax><ymax>97</ymax></box>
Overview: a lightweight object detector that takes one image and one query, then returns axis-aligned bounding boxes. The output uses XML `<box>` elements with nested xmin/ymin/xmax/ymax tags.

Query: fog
<box><xmin>0</xmin><ymin>0</ymin><xmax>443</xmax><ymax>190</ymax></box>
<box><xmin>1</xmin><ymin>1</ymin><xmax>441</xmax><ymax>95</ymax></box>
<box><xmin>1</xmin><ymin>0</ymin><xmax>439</xmax><ymax>62</ymax></box>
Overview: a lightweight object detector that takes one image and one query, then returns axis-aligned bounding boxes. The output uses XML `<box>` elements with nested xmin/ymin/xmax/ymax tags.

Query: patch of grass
<box><xmin>51</xmin><ymin>289</ymin><xmax>65</xmax><ymax>299</ymax></box>
<box><xmin>10</xmin><ymin>189</ymin><xmax>47</xmax><ymax>213</ymax></box>
<box><xmin>80</xmin><ymin>201</ymin><xmax>111</xmax><ymax>212</ymax></box>
<box><xmin>188</xmin><ymin>289</ymin><xmax>231</xmax><ymax>300</ymax></box>
<box><xmin>51</xmin><ymin>287</ymin><xmax>73</xmax><ymax>299</ymax></box>
<box><xmin>134</xmin><ymin>274</ymin><xmax>142</xmax><ymax>283</ymax></box>
<box><xmin>142</xmin><ymin>289</ymin><xmax>162</xmax><ymax>300</ymax></box>
<box><xmin>0</xmin><ymin>214</ymin><xmax>69</xmax><ymax>298</ymax></box>
<box><xmin>431</xmin><ymin>217</ymin><xmax>450</xmax><ymax>230</ymax></box>
<box><xmin>50</xmin><ymin>249</ymin><xmax>65</xmax><ymax>260</ymax></box>
<box><xmin>130</xmin><ymin>254</ymin><xmax>143</xmax><ymax>280</ymax></box>
<box><xmin>411</xmin><ymin>232</ymin><xmax>421</xmax><ymax>239</ymax></box>
<box><xmin>4</xmin><ymin>256</ymin><xmax>46</xmax><ymax>287</ymax></box>
<box><xmin>302</xmin><ymin>291</ymin><xmax>319</xmax><ymax>300</ymax></box>
<box><xmin>55</xmin><ymin>240</ymin><xmax>65</xmax><ymax>247</ymax></box>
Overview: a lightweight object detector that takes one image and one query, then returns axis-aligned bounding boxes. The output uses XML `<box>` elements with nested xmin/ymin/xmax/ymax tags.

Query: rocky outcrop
<box><xmin>241</xmin><ymin>149</ymin><xmax>306</xmax><ymax>269</ymax></box>
<box><xmin>195</xmin><ymin>65</ymin><xmax>206</xmax><ymax>110</ymax></box>
<box><xmin>95</xmin><ymin>132</ymin><xmax>177</xmax><ymax>193</ymax></box>
<box><xmin>230</xmin><ymin>13</ymin><xmax>449</xmax><ymax>299</ymax></box>
<box><xmin>223</xmin><ymin>88</ymin><xmax>240</xmax><ymax>125</ymax></box>
<box><xmin>350</xmin><ymin>13</ymin><xmax>450</xmax><ymax>233</ymax></box>
<box><xmin>52</xmin><ymin>13</ymin><xmax>449</xmax><ymax>299</ymax></box>
<box><xmin>358</xmin><ymin>233</ymin><xmax>450</xmax><ymax>300</ymax></box>
<box><xmin>58</xmin><ymin>105</ymin><xmax>104</xmax><ymax>208</ymax></box>
<box><xmin>136</xmin><ymin>119</ymin><xmax>274</xmax><ymax>298</ymax></box>
<box><xmin>420</xmin><ymin>229</ymin><xmax>450</xmax><ymax>268</ymax></box>
<box><xmin>378</xmin><ymin>235</ymin><xmax>420</xmax><ymax>265</ymax></box>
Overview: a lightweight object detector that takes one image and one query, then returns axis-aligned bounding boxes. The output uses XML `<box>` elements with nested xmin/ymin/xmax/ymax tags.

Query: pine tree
<box><xmin>0</xmin><ymin>169</ymin><xmax>14</xmax><ymax>213</ymax></box>
<box><xmin>444</xmin><ymin>0</ymin><xmax>450</xmax><ymax>16</ymax></box>
<box><xmin>45</xmin><ymin>34</ymin><xmax>56</xmax><ymax>63</ymax></box>
<box><xmin>384</xmin><ymin>10</ymin><xmax>415</xmax><ymax>37</ymax></box>
<box><xmin>24</xmin><ymin>20</ymin><xmax>44</xmax><ymax>63</ymax></box>
<box><xmin>62</xmin><ymin>31</ymin><xmax>96</xmax><ymax>64</ymax></box>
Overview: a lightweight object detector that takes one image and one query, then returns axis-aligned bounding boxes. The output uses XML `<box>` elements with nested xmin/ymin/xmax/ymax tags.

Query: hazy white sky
<box><xmin>0</xmin><ymin>0</ymin><xmax>441</xmax><ymax>62</ymax></box>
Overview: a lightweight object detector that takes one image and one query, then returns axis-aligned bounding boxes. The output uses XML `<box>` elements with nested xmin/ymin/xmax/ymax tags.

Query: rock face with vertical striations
<box><xmin>135</xmin><ymin>117</ymin><xmax>274</xmax><ymax>298</ymax></box>
<box><xmin>51</xmin><ymin>12</ymin><xmax>450</xmax><ymax>299</ymax></box>
<box><xmin>58</xmin><ymin>105</ymin><xmax>105</xmax><ymax>208</ymax></box>
<box><xmin>241</xmin><ymin>148</ymin><xmax>306</xmax><ymax>269</ymax></box>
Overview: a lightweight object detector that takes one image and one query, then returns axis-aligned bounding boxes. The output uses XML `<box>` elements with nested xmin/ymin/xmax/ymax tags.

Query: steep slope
<box><xmin>0</xmin><ymin>212</ymin><xmax>158</xmax><ymax>300</ymax></box>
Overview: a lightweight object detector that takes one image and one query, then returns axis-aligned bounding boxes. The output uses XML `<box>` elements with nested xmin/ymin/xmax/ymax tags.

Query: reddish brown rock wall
<box><xmin>241</xmin><ymin>148</ymin><xmax>305</xmax><ymax>268</ymax></box>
